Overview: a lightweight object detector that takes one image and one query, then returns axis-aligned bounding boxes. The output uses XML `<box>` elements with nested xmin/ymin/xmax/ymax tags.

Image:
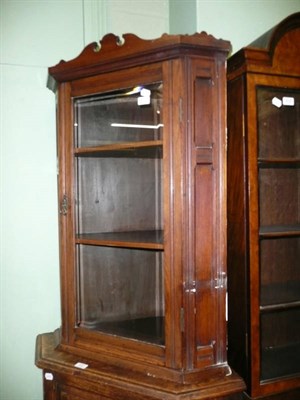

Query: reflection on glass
<box><xmin>74</xmin><ymin>83</ymin><xmax>163</xmax><ymax>147</ymax></box>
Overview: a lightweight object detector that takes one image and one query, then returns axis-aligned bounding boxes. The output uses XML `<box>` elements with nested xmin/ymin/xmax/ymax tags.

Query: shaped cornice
<box><xmin>48</xmin><ymin>32</ymin><xmax>231</xmax><ymax>91</ymax></box>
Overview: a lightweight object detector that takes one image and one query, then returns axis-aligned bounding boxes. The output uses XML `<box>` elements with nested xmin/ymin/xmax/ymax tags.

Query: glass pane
<box><xmin>260</xmin><ymin>237</ymin><xmax>300</xmax><ymax>306</ymax></box>
<box><xmin>259</xmin><ymin>167</ymin><xmax>300</xmax><ymax>228</ymax></box>
<box><xmin>77</xmin><ymin>245</ymin><xmax>164</xmax><ymax>345</ymax></box>
<box><xmin>257</xmin><ymin>87</ymin><xmax>300</xmax><ymax>160</ymax></box>
<box><xmin>74</xmin><ymin>83</ymin><xmax>163</xmax><ymax>147</ymax></box>
<box><xmin>73</xmin><ymin>83</ymin><xmax>164</xmax><ymax>344</ymax></box>
<box><xmin>76</xmin><ymin>157</ymin><xmax>163</xmax><ymax>235</ymax></box>
<box><xmin>258</xmin><ymin>85</ymin><xmax>300</xmax><ymax>383</ymax></box>
<box><xmin>261</xmin><ymin>309</ymin><xmax>300</xmax><ymax>381</ymax></box>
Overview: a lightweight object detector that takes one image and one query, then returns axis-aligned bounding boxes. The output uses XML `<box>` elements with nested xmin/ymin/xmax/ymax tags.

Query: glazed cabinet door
<box><xmin>57</xmin><ymin>64</ymin><xmax>169</xmax><ymax>367</ymax></box>
<box><xmin>247</xmin><ymin>75</ymin><xmax>300</xmax><ymax>396</ymax></box>
<box><xmin>257</xmin><ymin>85</ymin><xmax>300</xmax><ymax>382</ymax></box>
<box><xmin>74</xmin><ymin>82</ymin><xmax>164</xmax><ymax>344</ymax></box>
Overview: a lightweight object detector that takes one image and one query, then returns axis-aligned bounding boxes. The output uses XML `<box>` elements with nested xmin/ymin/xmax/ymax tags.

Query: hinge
<box><xmin>214</xmin><ymin>272</ymin><xmax>227</xmax><ymax>289</ymax></box>
<box><xmin>184</xmin><ymin>280</ymin><xmax>196</xmax><ymax>294</ymax></box>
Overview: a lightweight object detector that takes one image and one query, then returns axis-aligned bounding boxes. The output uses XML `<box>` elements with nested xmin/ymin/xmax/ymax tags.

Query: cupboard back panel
<box><xmin>76</xmin><ymin>157</ymin><xmax>163</xmax><ymax>234</ymax></box>
<box><xmin>261</xmin><ymin>308</ymin><xmax>300</xmax><ymax>351</ymax></box>
<box><xmin>260</xmin><ymin>237</ymin><xmax>300</xmax><ymax>305</ymax></box>
<box><xmin>259</xmin><ymin>168</ymin><xmax>300</xmax><ymax>227</ymax></box>
<box><xmin>260</xmin><ymin>308</ymin><xmax>300</xmax><ymax>381</ymax></box>
<box><xmin>77</xmin><ymin>244</ymin><xmax>164</xmax><ymax>344</ymax></box>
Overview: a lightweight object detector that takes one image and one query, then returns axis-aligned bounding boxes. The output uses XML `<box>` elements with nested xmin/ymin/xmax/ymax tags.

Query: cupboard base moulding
<box><xmin>36</xmin><ymin>330</ymin><xmax>245</xmax><ymax>400</ymax></box>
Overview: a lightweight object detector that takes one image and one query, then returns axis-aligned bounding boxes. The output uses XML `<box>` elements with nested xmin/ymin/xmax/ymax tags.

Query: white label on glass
<box><xmin>45</xmin><ymin>372</ymin><xmax>54</xmax><ymax>381</ymax></box>
<box><xmin>282</xmin><ymin>96</ymin><xmax>295</xmax><ymax>106</ymax></box>
<box><xmin>140</xmin><ymin>88</ymin><xmax>151</xmax><ymax>97</ymax></box>
<box><xmin>74</xmin><ymin>362</ymin><xmax>88</xmax><ymax>370</ymax></box>
<box><xmin>138</xmin><ymin>96</ymin><xmax>151</xmax><ymax>106</ymax></box>
<box><xmin>272</xmin><ymin>97</ymin><xmax>282</xmax><ymax>108</ymax></box>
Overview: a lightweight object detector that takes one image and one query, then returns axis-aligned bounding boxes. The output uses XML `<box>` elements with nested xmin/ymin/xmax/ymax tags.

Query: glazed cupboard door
<box><xmin>255</xmin><ymin>82</ymin><xmax>300</xmax><ymax>382</ymax></box>
<box><xmin>57</xmin><ymin>64</ymin><xmax>169</xmax><ymax>365</ymax></box>
<box><xmin>74</xmin><ymin>83</ymin><xmax>164</xmax><ymax>344</ymax></box>
<box><xmin>227</xmin><ymin>76</ymin><xmax>300</xmax><ymax>399</ymax></box>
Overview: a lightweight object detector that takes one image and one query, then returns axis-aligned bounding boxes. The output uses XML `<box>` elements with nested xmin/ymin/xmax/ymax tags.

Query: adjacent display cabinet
<box><xmin>227</xmin><ymin>13</ymin><xmax>300</xmax><ymax>400</ymax></box>
<box><xmin>35</xmin><ymin>33</ymin><xmax>245</xmax><ymax>399</ymax></box>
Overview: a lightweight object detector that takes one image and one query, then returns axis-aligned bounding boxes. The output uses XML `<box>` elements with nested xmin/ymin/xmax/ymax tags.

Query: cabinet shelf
<box><xmin>79</xmin><ymin>316</ymin><xmax>165</xmax><ymax>345</ymax></box>
<box><xmin>76</xmin><ymin>230</ymin><xmax>164</xmax><ymax>250</ymax></box>
<box><xmin>75</xmin><ymin>140</ymin><xmax>163</xmax><ymax>158</ymax></box>
<box><xmin>260</xmin><ymin>301</ymin><xmax>300</xmax><ymax>313</ymax></box>
<box><xmin>259</xmin><ymin>225</ymin><xmax>300</xmax><ymax>238</ymax></box>
<box><xmin>258</xmin><ymin>158</ymin><xmax>300</xmax><ymax>167</ymax></box>
<box><xmin>260</xmin><ymin>281</ymin><xmax>300</xmax><ymax>309</ymax></box>
<box><xmin>261</xmin><ymin>342</ymin><xmax>300</xmax><ymax>381</ymax></box>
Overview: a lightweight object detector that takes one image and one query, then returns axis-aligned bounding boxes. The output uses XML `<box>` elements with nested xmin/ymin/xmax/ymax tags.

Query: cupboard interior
<box><xmin>260</xmin><ymin>308</ymin><xmax>300</xmax><ymax>381</ymax></box>
<box><xmin>77</xmin><ymin>244</ymin><xmax>165</xmax><ymax>345</ymax></box>
<box><xmin>73</xmin><ymin>82</ymin><xmax>165</xmax><ymax>345</ymax></box>
<box><xmin>257</xmin><ymin>85</ymin><xmax>300</xmax><ymax>384</ymax></box>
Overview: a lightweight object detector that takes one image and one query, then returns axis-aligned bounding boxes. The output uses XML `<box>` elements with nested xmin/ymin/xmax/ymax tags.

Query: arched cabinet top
<box><xmin>228</xmin><ymin>12</ymin><xmax>300</xmax><ymax>78</ymax></box>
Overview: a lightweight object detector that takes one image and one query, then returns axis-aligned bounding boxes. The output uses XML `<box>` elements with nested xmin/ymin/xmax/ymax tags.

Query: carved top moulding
<box><xmin>47</xmin><ymin>32</ymin><xmax>231</xmax><ymax>91</ymax></box>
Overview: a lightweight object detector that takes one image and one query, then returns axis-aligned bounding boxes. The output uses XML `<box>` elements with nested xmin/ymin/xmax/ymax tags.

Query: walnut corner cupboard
<box><xmin>35</xmin><ymin>32</ymin><xmax>245</xmax><ymax>399</ymax></box>
<box><xmin>227</xmin><ymin>13</ymin><xmax>300</xmax><ymax>400</ymax></box>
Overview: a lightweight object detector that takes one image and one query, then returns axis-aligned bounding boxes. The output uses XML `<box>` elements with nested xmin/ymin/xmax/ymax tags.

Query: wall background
<box><xmin>0</xmin><ymin>1</ymin><xmax>299</xmax><ymax>399</ymax></box>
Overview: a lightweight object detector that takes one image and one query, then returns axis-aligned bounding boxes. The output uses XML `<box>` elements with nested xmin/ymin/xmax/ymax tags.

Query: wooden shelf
<box><xmin>260</xmin><ymin>281</ymin><xmax>300</xmax><ymax>311</ymax></box>
<box><xmin>260</xmin><ymin>301</ymin><xmax>300</xmax><ymax>313</ymax></box>
<box><xmin>75</xmin><ymin>140</ymin><xmax>163</xmax><ymax>158</ymax></box>
<box><xmin>261</xmin><ymin>341</ymin><xmax>300</xmax><ymax>381</ymax></box>
<box><xmin>79</xmin><ymin>316</ymin><xmax>165</xmax><ymax>345</ymax></box>
<box><xmin>76</xmin><ymin>230</ymin><xmax>164</xmax><ymax>250</ymax></box>
<box><xmin>259</xmin><ymin>225</ymin><xmax>300</xmax><ymax>238</ymax></box>
<box><xmin>258</xmin><ymin>158</ymin><xmax>300</xmax><ymax>168</ymax></box>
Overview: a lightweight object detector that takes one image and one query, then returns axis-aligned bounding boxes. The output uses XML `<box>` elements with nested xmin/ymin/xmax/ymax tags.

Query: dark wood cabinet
<box><xmin>227</xmin><ymin>13</ymin><xmax>300</xmax><ymax>400</ymax></box>
<box><xmin>35</xmin><ymin>33</ymin><xmax>245</xmax><ymax>399</ymax></box>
